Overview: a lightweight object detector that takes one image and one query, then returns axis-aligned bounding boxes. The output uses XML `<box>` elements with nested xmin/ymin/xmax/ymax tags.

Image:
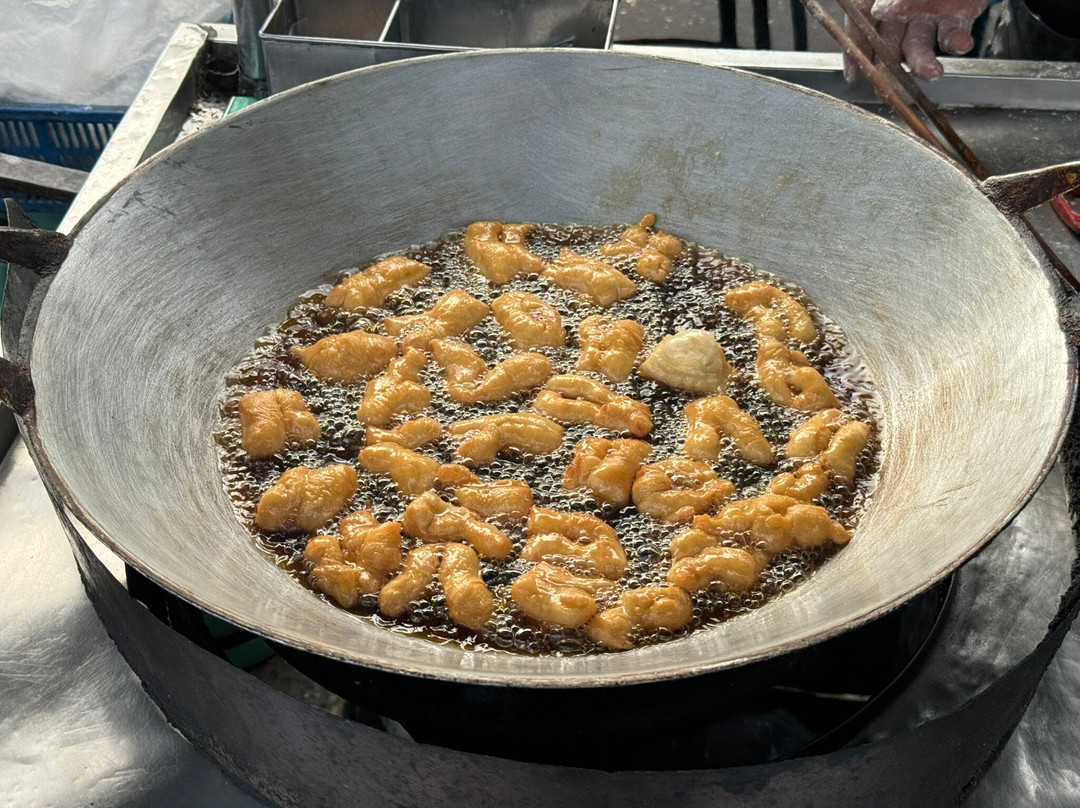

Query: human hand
<box><xmin>843</xmin><ymin>0</ymin><xmax>991</xmax><ymax>83</ymax></box>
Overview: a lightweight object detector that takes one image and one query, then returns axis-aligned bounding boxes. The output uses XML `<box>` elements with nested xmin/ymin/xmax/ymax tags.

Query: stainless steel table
<box><xmin>3</xmin><ymin>23</ymin><xmax>1080</xmax><ymax>806</ymax></box>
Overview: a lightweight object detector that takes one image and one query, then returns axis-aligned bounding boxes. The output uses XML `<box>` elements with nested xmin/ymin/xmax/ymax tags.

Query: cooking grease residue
<box><xmin>216</xmin><ymin>223</ymin><xmax>880</xmax><ymax>656</ymax></box>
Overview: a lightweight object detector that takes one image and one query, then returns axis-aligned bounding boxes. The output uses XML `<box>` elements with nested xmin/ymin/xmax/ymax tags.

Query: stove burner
<box><xmin>127</xmin><ymin>567</ymin><xmax>950</xmax><ymax>770</ymax></box>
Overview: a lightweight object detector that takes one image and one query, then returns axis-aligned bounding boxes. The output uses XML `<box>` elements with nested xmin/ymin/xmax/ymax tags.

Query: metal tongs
<box><xmin>799</xmin><ymin>0</ymin><xmax>1080</xmax><ymax>291</ymax></box>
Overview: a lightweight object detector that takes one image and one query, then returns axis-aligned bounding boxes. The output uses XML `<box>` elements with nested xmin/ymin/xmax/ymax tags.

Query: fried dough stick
<box><xmin>599</xmin><ymin>214</ymin><xmax>683</xmax><ymax>283</ymax></box>
<box><xmin>534</xmin><ymin>374</ymin><xmax>652</xmax><ymax>437</ymax></box>
<box><xmin>725</xmin><ymin>281</ymin><xmax>817</xmax><ymax>343</ymax></box>
<box><xmin>464</xmin><ymin>221</ymin><xmax>546</xmax><ymax>284</ymax></box>
<box><xmin>587</xmin><ymin>586</ymin><xmax>693</xmax><ymax>650</ymax></box>
<box><xmin>238</xmin><ymin>389</ymin><xmax>320</xmax><ymax>458</ymax></box>
<box><xmin>491</xmin><ymin>291</ymin><xmax>566</xmax><ymax>349</ymax></box>
<box><xmin>543</xmin><ymin>248</ymin><xmax>637</xmax><ymax>307</ymax></box>
<box><xmin>325</xmin><ymin>256</ymin><xmax>431</xmax><ymax>311</ymax></box>
<box><xmin>357</xmin><ymin>348</ymin><xmax>430</xmax><ymax>427</ymax></box>
<box><xmin>511</xmin><ymin>562</ymin><xmax>617</xmax><ymax>628</ymax></box>
<box><xmin>431</xmin><ymin>339</ymin><xmax>552</xmax><ymax>403</ymax></box>
<box><xmin>255</xmin><ymin>465</ymin><xmax>358</xmax><ymax>532</ymax></box>
<box><xmin>756</xmin><ymin>338</ymin><xmax>840</xmax><ymax>411</ymax></box>
<box><xmin>521</xmin><ymin>506</ymin><xmax>628</xmax><ymax>579</ymax></box>
<box><xmin>384</xmin><ymin>289</ymin><xmax>490</xmax><ymax>351</ymax></box>
<box><xmin>632</xmin><ymin>458</ymin><xmax>735</xmax><ymax>523</ymax></box>
<box><xmin>292</xmin><ymin>331</ymin><xmax>397</xmax><ymax>384</ymax></box>
<box><xmin>448</xmin><ymin>413</ymin><xmax>564</xmax><ymax>466</ymax></box>
<box><xmin>378</xmin><ymin>542</ymin><xmax>495</xmax><ymax>631</ymax></box>
<box><xmin>562</xmin><ymin>438</ymin><xmax>652</xmax><ymax>509</ymax></box>
<box><xmin>684</xmin><ymin>395</ymin><xmax>773</xmax><ymax>466</ymax></box>
<box><xmin>575</xmin><ymin>315</ymin><xmax>644</xmax><ymax>383</ymax></box>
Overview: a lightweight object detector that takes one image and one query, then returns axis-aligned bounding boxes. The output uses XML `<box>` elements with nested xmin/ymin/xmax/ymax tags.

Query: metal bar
<box><xmin>611</xmin><ymin>48</ymin><xmax>1080</xmax><ymax>112</ymax></box>
<box><xmin>718</xmin><ymin>0</ymin><xmax>738</xmax><ymax>47</ymax></box>
<box><xmin>832</xmin><ymin>0</ymin><xmax>990</xmax><ymax>179</ymax></box>
<box><xmin>752</xmin><ymin>0</ymin><xmax>771</xmax><ymax>50</ymax></box>
<box><xmin>799</xmin><ymin>0</ymin><xmax>947</xmax><ymax>155</ymax></box>
<box><xmin>789</xmin><ymin>0</ymin><xmax>809</xmax><ymax>50</ymax></box>
<box><xmin>0</xmin><ymin>153</ymin><xmax>88</xmax><ymax>200</ymax></box>
<box><xmin>59</xmin><ymin>24</ymin><xmax>211</xmax><ymax>233</ymax></box>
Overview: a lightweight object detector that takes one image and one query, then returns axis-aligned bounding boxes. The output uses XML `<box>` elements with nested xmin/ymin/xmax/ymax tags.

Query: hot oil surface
<box><xmin>216</xmin><ymin>223</ymin><xmax>881</xmax><ymax>655</ymax></box>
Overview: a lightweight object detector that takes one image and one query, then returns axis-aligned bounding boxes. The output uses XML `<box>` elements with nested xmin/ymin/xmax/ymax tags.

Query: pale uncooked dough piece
<box><xmin>638</xmin><ymin>330</ymin><xmax>732</xmax><ymax>394</ymax></box>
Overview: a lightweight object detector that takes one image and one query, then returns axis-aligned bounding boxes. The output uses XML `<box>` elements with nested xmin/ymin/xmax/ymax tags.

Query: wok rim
<box><xmin>19</xmin><ymin>47</ymin><xmax>1079</xmax><ymax>688</ymax></box>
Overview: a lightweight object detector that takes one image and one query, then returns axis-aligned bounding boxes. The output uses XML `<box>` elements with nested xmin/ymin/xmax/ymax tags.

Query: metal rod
<box><xmin>752</xmin><ymin>0</ymin><xmax>772</xmax><ymax>50</ymax></box>
<box><xmin>718</xmin><ymin>0</ymin><xmax>738</xmax><ymax>47</ymax></box>
<box><xmin>832</xmin><ymin>0</ymin><xmax>990</xmax><ymax>179</ymax></box>
<box><xmin>799</xmin><ymin>0</ymin><xmax>947</xmax><ymax>153</ymax></box>
<box><xmin>789</xmin><ymin>0</ymin><xmax>809</xmax><ymax>50</ymax></box>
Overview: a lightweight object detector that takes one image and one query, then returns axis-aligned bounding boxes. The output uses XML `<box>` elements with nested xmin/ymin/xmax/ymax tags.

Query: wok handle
<box><xmin>0</xmin><ymin>357</ymin><xmax>33</xmax><ymax>418</ymax></box>
<box><xmin>980</xmin><ymin>161</ymin><xmax>1080</xmax><ymax>217</ymax></box>
<box><xmin>1</xmin><ymin>199</ymin><xmax>61</xmax><ymax>419</ymax></box>
<box><xmin>0</xmin><ymin>204</ymin><xmax>71</xmax><ymax>277</ymax></box>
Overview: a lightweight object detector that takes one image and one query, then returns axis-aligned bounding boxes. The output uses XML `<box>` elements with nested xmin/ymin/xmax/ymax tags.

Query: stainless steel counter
<box><xmin>2</xmin><ymin>23</ymin><xmax>1080</xmax><ymax>806</ymax></box>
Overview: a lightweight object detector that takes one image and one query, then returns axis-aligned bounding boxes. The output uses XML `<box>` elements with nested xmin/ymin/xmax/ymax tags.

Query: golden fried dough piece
<box><xmin>365</xmin><ymin>416</ymin><xmax>443</xmax><ymax>450</ymax></box>
<box><xmin>684</xmin><ymin>395</ymin><xmax>773</xmax><ymax>466</ymax></box>
<box><xmin>639</xmin><ymin>330</ymin><xmax>733</xmax><ymax>395</ymax></box>
<box><xmin>305</xmin><ymin>536</ymin><xmax>382</xmax><ymax>608</ymax></box>
<box><xmin>562</xmin><ymin>438</ymin><xmax>652</xmax><ymax>509</ymax></box>
<box><xmin>303</xmin><ymin>511</ymin><xmax>403</xmax><ymax>608</ymax></box>
<box><xmin>688</xmin><ymin>494</ymin><xmax>849</xmax><ymax>555</ymax></box>
<box><xmin>766</xmin><ymin>461</ymin><xmax>831</xmax><ymax>502</ymax></box>
<box><xmin>464</xmin><ymin>221</ymin><xmax>545</xmax><ymax>284</ymax></box>
<box><xmin>447</xmin><ymin>413</ymin><xmax>564</xmax><ymax>466</ymax></box>
<box><xmin>725</xmin><ymin>281</ymin><xmax>817</xmax><ymax>344</ymax></box>
<box><xmin>785</xmin><ymin>408</ymin><xmax>849</xmax><ymax>460</ymax></box>
<box><xmin>632</xmin><ymin>458</ymin><xmax>735</xmax><ymax>523</ymax></box>
<box><xmin>510</xmin><ymin>562</ymin><xmax>617</xmax><ymax>628</ymax></box>
<box><xmin>522</xmin><ymin>506</ymin><xmax>627</xmax><ymax>579</ymax></box>
<box><xmin>520</xmin><ymin>535</ymin><xmax>627</xmax><ymax>581</ymax></box>
<box><xmin>575</xmin><ymin>315</ymin><xmax>645</xmax><ymax>383</ymax></box>
<box><xmin>379</xmin><ymin>543</ymin><xmax>495</xmax><ymax>630</ymax></box>
<box><xmin>756</xmin><ymin>338</ymin><xmax>840</xmax><ymax>411</ymax></box>
<box><xmin>543</xmin><ymin>248</ymin><xmax>637</xmax><ymax>307</ymax></box>
<box><xmin>358</xmin><ymin>442</ymin><xmax>440</xmax><ymax>497</ymax></box>
<box><xmin>599</xmin><ymin>214</ymin><xmax>683</xmax><ymax>284</ymax></box>
<box><xmin>255</xmin><ymin>465</ymin><xmax>358</xmax><ymax>532</ymax></box>
<box><xmin>784</xmin><ymin>411</ymin><xmax>870</xmax><ymax>484</ymax></box>
<box><xmin>454</xmin><ymin>480</ymin><xmax>534</xmax><ymax>519</ymax></box>
<box><xmin>439</xmin><ymin>543</ymin><xmax>496</xmax><ymax>631</ymax></box>
<box><xmin>238</xmin><ymin>389</ymin><xmax>321</xmax><ymax>458</ymax></box>
<box><xmin>667</xmin><ymin>547</ymin><xmax>769</xmax><ymax>593</ymax></box>
<box><xmin>491</xmin><ymin>291</ymin><xmax>566</xmax><ymax>349</ymax></box>
<box><xmin>527</xmin><ymin>505</ymin><xmax>620</xmax><ymax>544</ymax></box>
<box><xmin>431</xmin><ymin>339</ymin><xmax>552</xmax><ymax>403</ymax></box>
<box><xmin>325</xmin><ymin>256</ymin><xmax>432</xmax><ymax>311</ymax></box>
<box><xmin>384</xmin><ymin>290</ymin><xmax>490</xmax><ymax>351</ymax></box>
<box><xmin>534</xmin><ymin>374</ymin><xmax>653</xmax><ymax>437</ymax></box>
<box><xmin>587</xmin><ymin>586</ymin><xmax>693</xmax><ymax>650</ymax></box>
<box><xmin>357</xmin><ymin>348</ymin><xmax>430</xmax><ymax>427</ymax></box>
<box><xmin>338</xmin><ymin>510</ymin><xmax>403</xmax><ymax>576</ymax></box>
<box><xmin>433</xmin><ymin>463</ymin><xmax>480</xmax><ymax>487</ymax></box>
<box><xmin>292</xmin><ymin>331</ymin><xmax>397</xmax><ymax>384</ymax></box>
<box><xmin>820</xmin><ymin>421</ymin><xmax>872</xmax><ymax>482</ymax></box>
<box><xmin>402</xmin><ymin>490</ymin><xmax>513</xmax><ymax>559</ymax></box>
<box><xmin>379</xmin><ymin>544</ymin><xmax>442</xmax><ymax>617</ymax></box>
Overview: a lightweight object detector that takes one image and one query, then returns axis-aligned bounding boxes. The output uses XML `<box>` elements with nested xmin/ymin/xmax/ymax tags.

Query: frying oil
<box><xmin>215</xmin><ymin>223</ymin><xmax>881</xmax><ymax>656</ymax></box>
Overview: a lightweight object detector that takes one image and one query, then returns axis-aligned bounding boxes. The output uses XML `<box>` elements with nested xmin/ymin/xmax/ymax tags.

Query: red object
<box><xmin>1052</xmin><ymin>191</ymin><xmax>1080</xmax><ymax>235</ymax></box>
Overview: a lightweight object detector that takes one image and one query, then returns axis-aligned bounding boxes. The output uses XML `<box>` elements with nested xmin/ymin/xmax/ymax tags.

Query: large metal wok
<box><xmin>2</xmin><ymin>50</ymin><xmax>1078</xmax><ymax>692</ymax></box>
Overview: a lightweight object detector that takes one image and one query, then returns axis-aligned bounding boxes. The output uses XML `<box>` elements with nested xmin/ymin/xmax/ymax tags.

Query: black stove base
<box><xmin>129</xmin><ymin>566</ymin><xmax>950</xmax><ymax>770</ymax></box>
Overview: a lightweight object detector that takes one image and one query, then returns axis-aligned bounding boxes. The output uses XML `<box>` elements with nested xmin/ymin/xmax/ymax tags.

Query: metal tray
<box><xmin>260</xmin><ymin>0</ymin><xmax>619</xmax><ymax>92</ymax></box>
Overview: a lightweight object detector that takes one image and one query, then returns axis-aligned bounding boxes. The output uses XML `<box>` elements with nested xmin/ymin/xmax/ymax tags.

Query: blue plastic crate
<box><xmin>0</xmin><ymin>104</ymin><xmax>125</xmax><ymax>214</ymax></box>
